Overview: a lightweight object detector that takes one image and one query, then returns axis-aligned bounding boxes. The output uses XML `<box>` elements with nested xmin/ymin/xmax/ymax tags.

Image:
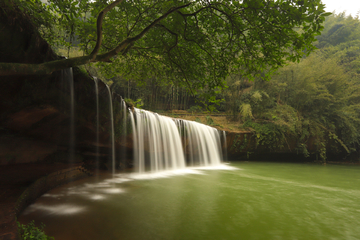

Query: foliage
<box><xmin>235</xmin><ymin>13</ymin><xmax>360</xmax><ymax>160</ymax></box>
<box><xmin>243</xmin><ymin>121</ymin><xmax>287</xmax><ymax>151</ymax></box>
<box><xmin>124</xmin><ymin>98</ymin><xmax>143</xmax><ymax>109</ymax></box>
<box><xmin>1</xmin><ymin>0</ymin><xmax>53</xmax><ymax>32</ymax></box>
<box><xmin>187</xmin><ymin>105</ymin><xmax>202</xmax><ymax>113</ymax></box>
<box><xmin>221</xmin><ymin>74</ymin><xmax>253</xmax><ymax>119</ymax></box>
<box><xmin>206</xmin><ymin>116</ymin><xmax>214</xmax><ymax>126</ymax></box>
<box><xmin>1</xmin><ymin>0</ymin><xmax>329</xmax><ymax>102</ymax></box>
<box><xmin>296</xmin><ymin>143</ymin><xmax>310</xmax><ymax>158</ymax></box>
<box><xmin>231</xmin><ymin>134</ymin><xmax>249</xmax><ymax>153</ymax></box>
<box><xmin>316</xmin><ymin>12</ymin><xmax>360</xmax><ymax>48</ymax></box>
<box><xmin>94</xmin><ymin>0</ymin><xmax>327</xmax><ymax>93</ymax></box>
<box><xmin>239</xmin><ymin>103</ymin><xmax>253</xmax><ymax>121</ymax></box>
<box><xmin>17</xmin><ymin>221</ymin><xmax>54</xmax><ymax>240</ymax></box>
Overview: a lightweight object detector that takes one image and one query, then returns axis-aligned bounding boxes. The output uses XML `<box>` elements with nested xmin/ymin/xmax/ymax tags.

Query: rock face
<box><xmin>223</xmin><ymin>129</ymin><xmax>357</xmax><ymax>162</ymax></box>
<box><xmin>0</xmin><ymin>65</ymin><xmax>134</xmax><ymax>168</ymax></box>
<box><xmin>0</xmin><ymin>5</ymin><xmax>133</xmax><ymax>168</ymax></box>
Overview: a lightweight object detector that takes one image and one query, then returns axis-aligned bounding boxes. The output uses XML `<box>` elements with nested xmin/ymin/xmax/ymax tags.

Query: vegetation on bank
<box><xmin>236</xmin><ymin>13</ymin><xmax>360</xmax><ymax>161</ymax></box>
<box><xmin>17</xmin><ymin>221</ymin><xmax>54</xmax><ymax>240</ymax></box>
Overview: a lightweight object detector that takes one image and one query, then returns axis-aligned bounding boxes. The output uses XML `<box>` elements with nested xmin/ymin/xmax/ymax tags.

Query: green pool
<box><xmin>19</xmin><ymin>162</ymin><xmax>360</xmax><ymax>240</ymax></box>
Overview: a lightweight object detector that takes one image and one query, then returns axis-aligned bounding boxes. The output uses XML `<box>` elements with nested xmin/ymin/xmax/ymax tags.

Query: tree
<box><xmin>1</xmin><ymin>0</ymin><xmax>329</xmax><ymax>95</ymax></box>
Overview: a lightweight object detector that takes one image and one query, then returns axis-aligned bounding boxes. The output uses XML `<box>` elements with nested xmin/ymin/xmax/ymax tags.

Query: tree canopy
<box><xmin>1</xmin><ymin>0</ymin><xmax>329</xmax><ymax>95</ymax></box>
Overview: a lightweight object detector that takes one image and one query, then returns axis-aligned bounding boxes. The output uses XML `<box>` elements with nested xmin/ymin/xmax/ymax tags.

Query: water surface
<box><xmin>19</xmin><ymin>162</ymin><xmax>360</xmax><ymax>240</ymax></box>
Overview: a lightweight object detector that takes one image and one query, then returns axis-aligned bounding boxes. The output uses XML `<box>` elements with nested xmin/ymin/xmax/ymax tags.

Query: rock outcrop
<box><xmin>0</xmin><ymin>4</ymin><xmax>132</xmax><ymax>168</ymax></box>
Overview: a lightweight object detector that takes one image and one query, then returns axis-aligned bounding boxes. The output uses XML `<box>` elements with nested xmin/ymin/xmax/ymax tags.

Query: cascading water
<box><xmin>93</xmin><ymin>77</ymin><xmax>100</xmax><ymax>176</ymax></box>
<box><xmin>121</xmin><ymin>99</ymin><xmax>127</xmax><ymax>170</ymax></box>
<box><xmin>129</xmin><ymin>110</ymin><xmax>138</xmax><ymax>169</ymax></box>
<box><xmin>178</xmin><ymin>120</ymin><xmax>222</xmax><ymax>166</ymax></box>
<box><xmin>61</xmin><ymin>68</ymin><xmax>75</xmax><ymax>165</ymax></box>
<box><xmin>87</xmin><ymin>82</ymin><xmax>224</xmax><ymax>175</ymax></box>
<box><xmin>131</xmin><ymin>108</ymin><xmax>186</xmax><ymax>173</ymax></box>
<box><xmin>129</xmin><ymin>108</ymin><xmax>222</xmax><ymax>173</ymax></box>
<box><xmin>222</xmin><ymin>131</ymin><xmax>228</xmax><ymax>162</ymax></box>
<box><xmin>106</xmin><ymin>85</ymin><xmax>116</xmax><ymax>176</ymax></box>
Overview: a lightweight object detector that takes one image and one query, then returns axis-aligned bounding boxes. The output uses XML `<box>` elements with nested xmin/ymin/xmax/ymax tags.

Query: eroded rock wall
<box><xmin>0</xmin><ymin>4</ymin><xmax>133</xmax><ymax>168</ymax></box>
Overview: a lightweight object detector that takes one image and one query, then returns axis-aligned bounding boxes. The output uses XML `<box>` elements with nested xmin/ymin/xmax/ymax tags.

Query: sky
<box><xmin>322</xmin><ymin>0</ymin><xmax>360</xmax><ymax>17</ymax></box>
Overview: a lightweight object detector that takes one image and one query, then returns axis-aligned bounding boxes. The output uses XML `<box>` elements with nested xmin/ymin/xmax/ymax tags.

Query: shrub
<box><xmin>17</xmin><ymin>221</ymin><xmax>54</xmax><ymax>240</ymax></box>
<box><xmin>124</xmin><ymin>98</ymin><xmax>143</xmax><ymax>109</ymax></box>
<box><xmin>206</xmin><ymin>116</ymin><xmax>214</xmax><ymax>125</ymax></box>
<box><xmin>187</xmin><ymin>105</ymin><xmax>203</xmax><ymax>113</ymax></box>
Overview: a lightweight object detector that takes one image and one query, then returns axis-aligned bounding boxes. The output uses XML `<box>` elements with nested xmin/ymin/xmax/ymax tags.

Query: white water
<box><xmin>129</xmin><ymin>110</ymin><xmax>138</xmax><ymax>169</ymax></box>
<box><xmin>86</xmin><ymin>81</ymin><xmax>224</xmax><ymax>175</ymax></box>
<box><xmin>131</xmin><ymin>108</ymin><xmax>185</xmax><ymax>173</ymax></box>
<box><xmin>121</xmin><ymin>99</ymin><xmax>127</xmax><ymax>169</ymax></box>
<box><xmin>61</xmin><ymin>68</ymin><xmax>75</xmax><ymax>165</ymax></box>
<box><xmin>222</xmin><ymin>131</ymin><xmax>228</xmax><ymax>162</ymax></box>
<box><xmin>93</xmin><ymin>77</ymin><xmax>100</xmax><ymax>176</ymax></box>
<box><xmin>130</xmin><ymin>108</ymin><xmax>222</xmax><ymax>173</ymax></box>
<box><xmin>178</xmin><ymin>120</ymin><xmax>222</xmax><ymax>166</ymax></box>
<box><xmin>105</xmin><ymin>85</ymin><xmax>116</xmax><ymax>176</ymax></box>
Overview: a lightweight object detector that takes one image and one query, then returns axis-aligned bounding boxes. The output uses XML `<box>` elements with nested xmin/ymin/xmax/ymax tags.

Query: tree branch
<box><xmin>0</xmin><ymin>55</ymin><xmax>93</xmax><ymax>76</ymax></box>
<box><xmin>155</xmin><ymin>24</ymin><xmax>179</xmax><ymax>52</ymax></box>
<box><xmin>95</xmin><ymin>3</ymin><xmax>192</xmax><ymax>62</ymax></box>
<box><xmin>90</xmin><ymin>0</ymin><xmax>125</xmax><ymax>60</ymax></box>
<box><xmin>129</xmin><ymin>3</ymin><xmax>191</xmax><ymax>43</ymax></box>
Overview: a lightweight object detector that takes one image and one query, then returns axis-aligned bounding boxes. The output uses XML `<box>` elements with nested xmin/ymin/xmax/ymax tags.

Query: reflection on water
<box><xmin>88</xmin><ymin>194</ymin><xmax>106</xmax><ymax>200</ymax></box>
<box><xmin>19</xmin><ymin>163</ymin><xmax>360</xmax><ymax>240</ymax></box>
<box><xmin>23</xmin><ymin>204</ymin><xmax>86</xmax><ymax>215</ymax></box>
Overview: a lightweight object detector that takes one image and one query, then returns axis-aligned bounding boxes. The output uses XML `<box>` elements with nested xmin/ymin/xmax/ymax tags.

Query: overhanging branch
<box><xmin>90</xmin><ymin>0</ymin><xmax>124</xmax><ymax>60</ymax></box>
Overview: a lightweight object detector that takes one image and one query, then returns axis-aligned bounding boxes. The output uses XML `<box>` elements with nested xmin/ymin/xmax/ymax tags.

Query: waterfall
<box><xmin>222</xmin><ymin>131</ymin><xmax>228</xmax><ymax>162</ymax></box>
<box><xmin>129</xmin><ymin>108</ymin><xmax>222</xmax><ymax>173</ymax></box>
<box><xmin>58</xmin><ymin>73</ymin><xmax>224</xmax><ymax>175</ymax></box>
<box><xmin>61</xmin><ymin>68</ymin><xmax>75</xmax><ymax>165</ymax></box>
<box><xmin>86</xmin><ymin>81</ymin><xmax>224</xmax><ymax>174</ymax></box>
<box><xmin>106</xmin><ymin>85</ymin><xmax>116</xmax><ymax>176</ymax></box>
<box><xmin>129</xmin><ymin>110</ymin><xmax>138</xmax><ymax>170</ymax></box>
<box><xmin>93</xmin><ymin>77</ymin><xmax>100</xmax><ymax>176</ymax></box>
<box><xmin>131</xmin><ymin>108</ymin><xmax>186</xmax><ymax>173</ymax></box>
<box><xmin>121</xmin><ymin>99</ymin><xmax>127</xmax><ymax>170</ymax></box>
<box><xmin>178</xmin><ymin>120</ymin><xmax>222</xmax><ymax>166</ymax></box>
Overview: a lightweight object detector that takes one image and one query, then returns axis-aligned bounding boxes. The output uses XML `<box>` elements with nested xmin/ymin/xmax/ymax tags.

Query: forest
<box><xmin>221</xmin><ymin>13</ymin><xmax>360</xmax><ymax>161</ymax></box>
